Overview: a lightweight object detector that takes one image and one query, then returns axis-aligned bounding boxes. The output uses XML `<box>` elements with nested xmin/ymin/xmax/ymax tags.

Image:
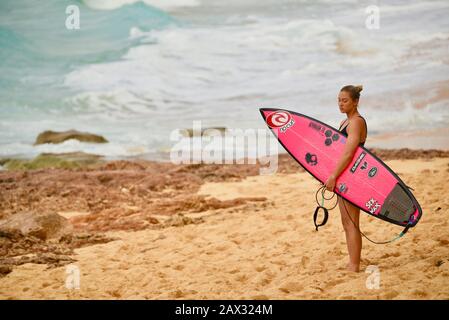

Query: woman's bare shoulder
<box><xmin>347</xmin><ymin>117</ymin><xmax>365</xmax><ymax>132</ymax></box>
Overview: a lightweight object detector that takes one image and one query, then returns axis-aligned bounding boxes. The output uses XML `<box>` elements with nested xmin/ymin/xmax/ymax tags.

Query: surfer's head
<box><xmin>338</xmin><ymin>85</ymin><xmax>363</xmax><ymax>112</ymax></box>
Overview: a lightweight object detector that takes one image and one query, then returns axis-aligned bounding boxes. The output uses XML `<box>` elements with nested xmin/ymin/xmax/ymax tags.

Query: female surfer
<box><xmin>324</xmin><ymin>85</ymin><xmax>367</xmax><ymax>272</ymax></box>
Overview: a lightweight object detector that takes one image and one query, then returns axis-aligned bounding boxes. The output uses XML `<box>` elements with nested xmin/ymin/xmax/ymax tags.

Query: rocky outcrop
<box><xmin>0</xmin><ymin>212</ymin><xmax>72</xmax><ymax>241</ymax></box>
<box><xmin>1</xmin><ymin>152</ymin><xmax>104</xmax><ymax>170</ymax></box>
<box><xmin>0</xmin><ymin>228</ymin><xmax>117</xmax><ymax>276</ymax></box>
<box><xmin>34</xmin><ymin>130</ymin><xmax>108</xmax><ymax>145</ymax></box>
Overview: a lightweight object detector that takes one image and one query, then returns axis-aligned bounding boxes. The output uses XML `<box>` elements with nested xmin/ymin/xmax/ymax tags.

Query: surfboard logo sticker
<box><xmin>350</xmin><ymin>152</ymin><xmax>366</xmax><ymax>173</ymax></box>
<box><xmin>305</xmin><ymin>153</ymin><xmax>318</xmax><ymax>166</ymax></box>
<box><xmin>323</xmin><ymin>130</ymin><xmax>338</xmax><ymax>147</ymax></box>
<box><xmin>309</xmin><ymin>122</ymin><xmax>322</xmax><ymax>132</ymax></box>
<box><xmin>266</xmin><ymin>111</ymin><xmax>295</xmax><ymax>133</ymax></box>
<box><xmin>361</xmin><ymin>161</ymin><xmax>368</xmax><ymax>170</ymax></box>
<box><xmin>368</xmin><ymin>167</ymin><xmax>378</xmax><ymax>178</ymax></box>
<box><xmin>338</xmin><ymin>183</ymin><xmax>348</xmax><ymax>193</ymax></box>
<box><xmin>366</xmin><ymin>197</ymin><xmax>381</xmax><ymax>214</ymax></box>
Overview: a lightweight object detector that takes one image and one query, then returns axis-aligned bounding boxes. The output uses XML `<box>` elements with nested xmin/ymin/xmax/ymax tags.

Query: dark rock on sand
<box><xmin>34</xmin><ymin>129</ymin><xmax>108</xmax><ymax>145</ymax></box>
<box><xmin>0</xmin><ymin>227</ymin><xmax>117</xmax><ymax>275</ymax></box>
<box><xmin>0</xmin><ymin>212</ymin><xmax>72</xmax><ymax>241</ymax></box>
<box><xmin>0</xmin><ymin>265</ymin><xmax>12</xmax><ymax>277</ymax></box>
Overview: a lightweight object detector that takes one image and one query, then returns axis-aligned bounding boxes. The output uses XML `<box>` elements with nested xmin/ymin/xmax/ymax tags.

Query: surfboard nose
<box><xmin>259</xmin><ymin>108</ymin><xmax>286</xmax><ymax>120</ymax></box>
<box><xmin>259</xmin><ymin>108</ymin><xmax>271</xmax><ymax>119</ymax></box>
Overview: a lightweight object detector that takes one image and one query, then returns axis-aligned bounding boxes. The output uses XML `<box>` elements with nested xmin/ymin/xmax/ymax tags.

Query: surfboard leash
<box><xmin>313</xmin><ymin>185</ymin><xmax>337</xmax><ymax>231</ymax></box>
<box><xmin>314</xmin><ymin>185</ymin><xmax>412</xmax><ymax>245</ymax></box>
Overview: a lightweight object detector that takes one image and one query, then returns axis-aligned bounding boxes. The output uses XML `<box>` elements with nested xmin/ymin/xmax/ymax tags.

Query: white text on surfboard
<box><xmin>280</xmin><ymin>119</ymin><xmax>295</xmax><ymax>133</ymax></box>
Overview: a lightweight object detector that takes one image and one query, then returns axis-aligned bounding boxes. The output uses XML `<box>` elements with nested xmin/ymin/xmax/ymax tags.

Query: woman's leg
<box><xmin>338</xmin><ymin>196</ymin><xmax>362</xmax><ymax>272</ymax></box>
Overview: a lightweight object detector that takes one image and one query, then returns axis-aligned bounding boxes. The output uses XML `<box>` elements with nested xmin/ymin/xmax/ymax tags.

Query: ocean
<box><xmin>1</xmin><ymin>0</ymin><xmax>448</xmax><ymax>161</ymax></box>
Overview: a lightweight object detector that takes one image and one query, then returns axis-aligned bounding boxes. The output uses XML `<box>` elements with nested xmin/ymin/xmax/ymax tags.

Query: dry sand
<box><xmin>0</xmin><ymin>155</ymin><xmax>448</xmax><ymax>300</ymax></box>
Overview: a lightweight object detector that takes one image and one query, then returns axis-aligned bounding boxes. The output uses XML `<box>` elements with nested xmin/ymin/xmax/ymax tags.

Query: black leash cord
<box><xmin>313</xmin><ymin>185</ymin><xmax>338</xmax><ymax>231</ymax></box>
<box><xmin>315</xmin><ymin>185</ymin><xmax>410</xmax><ymax>244</ymax></box>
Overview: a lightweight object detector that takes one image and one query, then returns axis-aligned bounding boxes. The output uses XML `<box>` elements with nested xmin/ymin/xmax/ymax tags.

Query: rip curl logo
<box><xmin>267</xmin><ymin>111</ymin><xmax>294</xmax><ymax>133</ymax></box>
<box><xmin>366</xmin><ymin>197</ymin><xmax>381</xmax><ymax>214</ymax></box>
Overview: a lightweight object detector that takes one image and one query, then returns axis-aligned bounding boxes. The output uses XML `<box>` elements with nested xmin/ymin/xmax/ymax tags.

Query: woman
<box><xmin>324</xmin><ymin>84</ymin><xmax>367</xmax><ymax>273</ymax></box>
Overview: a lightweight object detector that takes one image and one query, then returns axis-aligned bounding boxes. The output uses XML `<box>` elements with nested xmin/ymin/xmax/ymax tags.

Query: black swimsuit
<box><xmin>338</xmin><ymin>115</ymin><xmax>368</xmax><ymax>146</ymax></box>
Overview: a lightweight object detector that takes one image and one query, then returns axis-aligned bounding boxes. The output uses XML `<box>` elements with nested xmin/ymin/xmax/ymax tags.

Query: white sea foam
<box><xmin>0</xmin><ymin>139</ymin><xmax>152</xmax><ymax>159</ymax></box>
<box><xmin>377</xmin><ymin>1</ymin><xmax>449</xmax><ymax>14</ymax></box>
<box><xmin>3</xmin><ymin>0</ymin><xmax>449</xmax><ymax>159</ymax></box>
<box><xmin>83</xmin><ymin>0</ymin><xmax>200</xmax><ymax>11</ymax></box>
<box><xmin>64</xmin><ymin>13</ymin><xmax>449</xmax><ymax>122</ymax></box>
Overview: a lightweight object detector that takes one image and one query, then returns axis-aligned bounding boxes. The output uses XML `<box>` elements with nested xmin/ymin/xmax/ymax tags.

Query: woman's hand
<box><xmin>324</xmin><ymin>174</ymin><xmax>337</xmax><ymax>192</ymax></box>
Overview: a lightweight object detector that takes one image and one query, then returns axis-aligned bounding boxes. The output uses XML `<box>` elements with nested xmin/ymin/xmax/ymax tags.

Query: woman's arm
<box><xmin>325</xmin><ymin>118</ymin><xmax>363</xmax><ymax>191</ymax></box>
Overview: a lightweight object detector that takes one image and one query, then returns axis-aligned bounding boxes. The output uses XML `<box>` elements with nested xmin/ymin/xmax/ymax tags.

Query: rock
<box><xmin>39</xmin><ymin>152</ymin><xmax>103</xmax><ymax>162</ymax></box>
<box><xmin>34</xmin><ymin>130</ymin><xmax>108</xmax><ymax>145</ymax></box>
<box><xmin>180</xmin><ymin>127</ymin><xmax>227</xmax><ymax>138</ymax></box>
<box><xmin>147</xmin><ymin>217</ymin><xmax>159</xmax><ymax>224</ymax></box>
<box><xmin>58</xmin><ymin>233</ymin><xmax>118</xmax><ymax>248</ymax></box>
<box><xmin>0</xmin><ymin>265</ymin><xmax>12</xmax><ymax>277</ymax></box>
<box><xmin>0</xmin><ymin>212</ymin><xmax>73</xmax><ymax>241</ymax></box>
<box><xmin>121</xmin><ymin>188</ymin><xmax>130</xmax><ymax>194</ymax></box>
<box><xmin>164</xmin><ymin>213</ymin><xmax>204</xmax><ymax>227</ymax></box>
<box><xmin>2</xmin><ymin>152</ymin><xmax>104</xmax><ymax>170</ymax></box>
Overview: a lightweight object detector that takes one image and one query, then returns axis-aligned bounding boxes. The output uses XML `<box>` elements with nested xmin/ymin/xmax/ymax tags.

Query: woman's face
<box><xmin>338</xmin><ymin>91</ymin><xmax>357</xmax><ymax>113</ymax></box>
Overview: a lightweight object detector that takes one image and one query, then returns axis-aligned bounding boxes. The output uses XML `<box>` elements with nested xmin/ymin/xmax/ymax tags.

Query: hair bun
<box><xmin>340</xmin><ymin>84</ymin><xmax>363</xmax><ymax>100</ymax></box>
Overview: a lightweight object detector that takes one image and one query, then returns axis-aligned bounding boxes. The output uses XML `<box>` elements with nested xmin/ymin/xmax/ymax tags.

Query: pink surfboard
<box><xmin>260</xmin><ymin>108</ymin><xmax>422</xmax><ymax>228</ymax></box>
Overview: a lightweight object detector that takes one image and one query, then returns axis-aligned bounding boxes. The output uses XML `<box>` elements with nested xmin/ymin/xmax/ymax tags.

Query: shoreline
<box><xmin>2</xmin><ymin>126</ymin><xmax>449</xmax><ymax>164</ymax></box>
<box><xmin>1</xmin><ymin>147</ymin><xmax>449</xmax><ymax>171</ymax></box>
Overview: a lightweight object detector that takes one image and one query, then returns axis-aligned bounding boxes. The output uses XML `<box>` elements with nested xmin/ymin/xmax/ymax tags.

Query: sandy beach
<box><xmin>2</xmin><ymin>0</ymin><xmax>449</xmax><ymax>303</ymax></box>
<box><xmin>1</xmin><ymin>149</ymin><xmax>448</xmax><ymax>300</ymax></box>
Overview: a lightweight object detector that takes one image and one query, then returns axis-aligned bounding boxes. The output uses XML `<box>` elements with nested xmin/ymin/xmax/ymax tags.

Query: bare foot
<box><xmin>347</xmin><ymin>263</ymin><xmax>360</xmax><ymax>273</ymax></box>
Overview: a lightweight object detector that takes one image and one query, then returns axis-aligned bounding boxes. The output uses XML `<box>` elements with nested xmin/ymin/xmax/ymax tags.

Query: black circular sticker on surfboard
<box><xmin>305</xmin><ymin>153</ymin><xmax>318</xmax><ymax>166</ymax></box>
<box><xmin>368</xmin><ymin>167</ymin><xmax>378</xmax><ymax>178</ymax></box>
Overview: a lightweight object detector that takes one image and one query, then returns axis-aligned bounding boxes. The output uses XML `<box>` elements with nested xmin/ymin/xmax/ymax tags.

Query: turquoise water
<box><xmin>1</xmin><ymin>0</ymin><xmax>449</xmax><ymax>159</ymax></box>
<box><xmin>0</xmin><ymin>0</ymin><xmax>174</xmax><ymax>111</ymax></box>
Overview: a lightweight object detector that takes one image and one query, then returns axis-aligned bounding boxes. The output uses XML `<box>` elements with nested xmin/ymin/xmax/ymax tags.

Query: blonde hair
<box><xmin>340</xmin><ymin>84</ymin><xmax>363</xmax><ymax>101</ymax></box>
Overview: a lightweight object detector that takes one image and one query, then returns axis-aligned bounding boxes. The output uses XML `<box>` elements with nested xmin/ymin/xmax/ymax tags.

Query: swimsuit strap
<box><xmin>339</xmin><ymin>116</ymin><xmax>368</xmax><ymax>144</ymax></box>
<box><xmin>339</xmin><ymin>119</ymin><xmax>349</xmax><ymax>131</ymax></box>
<box><xmin>358</xmin><ymin>115</ymin><xmax>368</xmax><ymax>136</ymax></box>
